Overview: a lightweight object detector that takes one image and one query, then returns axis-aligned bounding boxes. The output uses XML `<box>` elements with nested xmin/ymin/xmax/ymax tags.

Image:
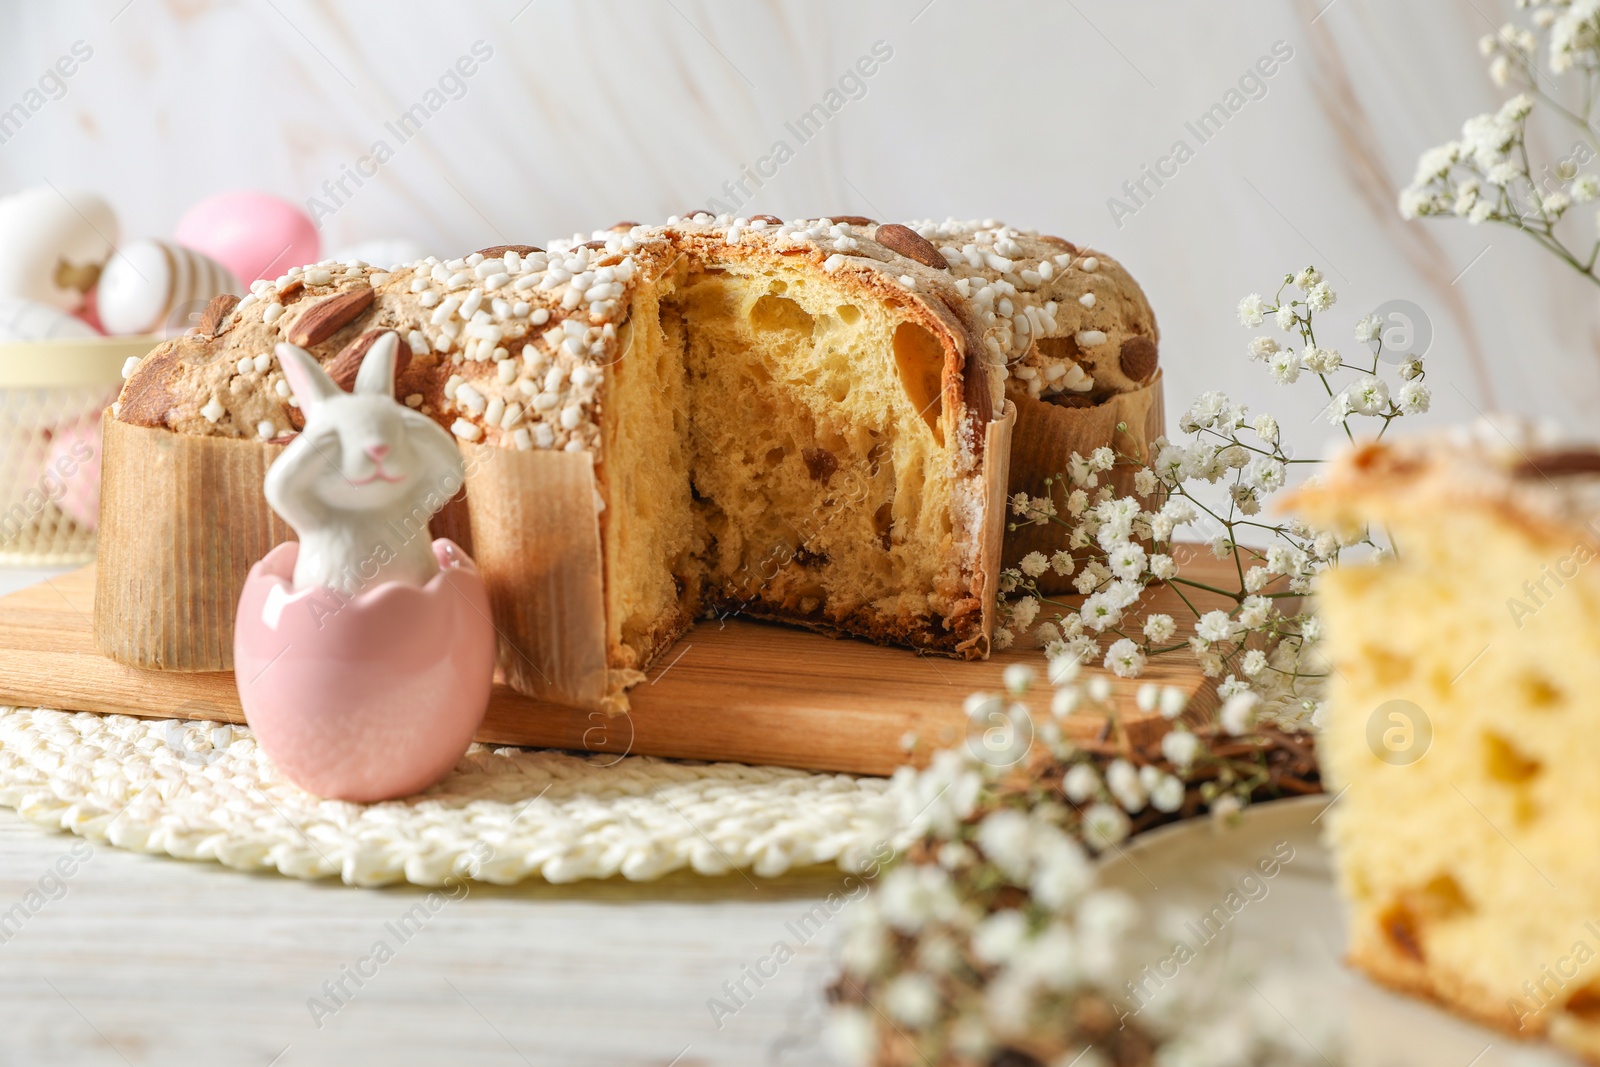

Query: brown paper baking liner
<box><xmin>977</xmin><ymin>400</ymin><xmax>1018</xmax><ymax>652</ymax></box>
<box><xmin>95</xmin><ymin>414</ymin><xmax>294</xmax><ymax>671</ymax></box>
<box><xmin>94</xmin><ymin>422</ymin><xmax>607</xmax><ymax>711</ymax></box>
<box><xmin>460</xmin><ymin>445</ymin><xmax>622</xmax><ymax>713</ymax></box>
<box><xmin>96</xmin><ymin>399</ymin><xmax>1021</xmax><ymax>696</ymax></box>
<box><xmin>1003</xmin><ymin>372</ymin><xmax>1165</xmax><ymax>594</ymax></box>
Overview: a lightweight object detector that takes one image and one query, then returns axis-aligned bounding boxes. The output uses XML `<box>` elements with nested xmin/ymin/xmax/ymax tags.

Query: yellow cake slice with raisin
<box><xmin>1293</xmin><ymin>425</ymin><xmax>1600</xmax><ymax>1062</ymax></box>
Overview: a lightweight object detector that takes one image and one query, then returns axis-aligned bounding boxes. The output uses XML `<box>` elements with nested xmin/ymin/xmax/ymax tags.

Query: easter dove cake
<box><xmin>1294</xmin><ymin>426</ymin><xmax>1600</xmax><ymax>1063</ymax></box>
<box><xmin>103</xmin><ymin>214</ymin><xmax>1159</xmax><ymax>709</ymax></box>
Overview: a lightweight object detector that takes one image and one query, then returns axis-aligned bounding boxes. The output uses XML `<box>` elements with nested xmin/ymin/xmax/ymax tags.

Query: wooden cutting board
<box><xmin>0</xmin><ymin>557</ymin><xmax>1234</xmax><ymax>776</ymax></box>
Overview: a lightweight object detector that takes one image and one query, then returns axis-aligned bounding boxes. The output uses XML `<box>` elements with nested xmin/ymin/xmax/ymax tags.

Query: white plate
<box><xmin>1096</xmin><ymin>795</ymin><xmax>1576</xmax><ymax>1066</ymax></box>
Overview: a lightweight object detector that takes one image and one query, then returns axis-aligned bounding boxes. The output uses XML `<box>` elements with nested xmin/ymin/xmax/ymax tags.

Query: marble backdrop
<box><xmin>1</xmin><ymin>0</ymin><xmax>1593</xmax><ymax>456</ymax></box>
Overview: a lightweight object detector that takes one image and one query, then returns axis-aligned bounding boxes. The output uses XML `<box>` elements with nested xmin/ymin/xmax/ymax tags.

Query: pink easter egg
<box><xmin>233</xmin><ymin>539</ymin><xmax>495</xmax><ymax>803</ymax></box>
<box><xmin>174</xmin><ymin>192</ymin><xmax>320</xmax><ymax>286</ymax></box>
<box><xmin>43</xmin><ymin>418</ymin><xmax>102</xmax><ymax>530</ymax></box>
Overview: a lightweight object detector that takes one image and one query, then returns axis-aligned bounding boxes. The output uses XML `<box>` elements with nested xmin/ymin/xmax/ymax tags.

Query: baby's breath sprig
<box><xmin>997</xmin><ymin>268</ymin><xmax>1426</xmax><ymax>730</ymax></box>
<box><xmin>1402</xmin><ymin>1</ymin><xmax>1600</xmax><ymax>287</ymax></box>
<box><xmin>826</xmin><ymin>663</ymin><xmax>1327</xmax><ymax>1067</ymax></box>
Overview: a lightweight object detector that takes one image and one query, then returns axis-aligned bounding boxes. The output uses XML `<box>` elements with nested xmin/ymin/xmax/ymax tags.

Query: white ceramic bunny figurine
<box><xmin>266</xmin><ymin>334</ymin><xmax>465</xmax><ymax>594</ymax></box>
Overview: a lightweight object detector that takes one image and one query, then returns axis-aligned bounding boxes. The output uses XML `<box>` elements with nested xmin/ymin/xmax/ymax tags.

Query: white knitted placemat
<box><xmin>0</xmin><ymin>706</ymin><xmax>897</xmax><ymax>887</ymax></box>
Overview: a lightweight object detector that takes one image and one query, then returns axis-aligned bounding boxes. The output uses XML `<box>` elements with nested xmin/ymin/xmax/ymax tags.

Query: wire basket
<box><xmin>0</xmin><ymin>337</ymin><xmax>156</xmax><ymax>565</ymax></box>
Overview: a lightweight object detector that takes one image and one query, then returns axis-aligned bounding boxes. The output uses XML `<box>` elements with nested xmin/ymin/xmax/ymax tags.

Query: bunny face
<box><xmin>292</xmin><ymin>393</ymin><xmax>429</xmax><ymax>513</ymax></box>
<box><xmin>265</xmin><ymin>335</ymin><xmax>465</xmax><ymax>593</ymax></box>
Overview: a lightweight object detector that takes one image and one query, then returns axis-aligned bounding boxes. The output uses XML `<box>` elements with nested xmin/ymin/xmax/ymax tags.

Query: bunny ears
<box><xmin>276</xmin><ymin>332</ymin><xmax>400</xmax><ymax>414</ymax></box>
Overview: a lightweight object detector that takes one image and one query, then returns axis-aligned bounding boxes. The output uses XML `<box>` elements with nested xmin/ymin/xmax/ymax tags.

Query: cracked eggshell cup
<box><xmin>233</xmin><ymin>538</ymin><xmax>495</xmax><ymax>803</ymax></box>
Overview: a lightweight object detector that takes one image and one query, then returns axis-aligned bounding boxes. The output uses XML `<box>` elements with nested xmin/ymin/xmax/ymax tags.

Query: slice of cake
<box><xmin>102</xmin><ymin>216</ymin><xmax>1157</xmax><ymax>711</ymax></box>
<box><xmin>1293</xmin><ymin>427</ymin><xmax>1600</xmax><ymax>1062</ymax></box>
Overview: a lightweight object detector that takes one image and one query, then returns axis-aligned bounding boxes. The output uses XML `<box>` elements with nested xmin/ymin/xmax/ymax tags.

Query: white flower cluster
<box><xmin>828</xmin><ymin>663</ymin><xmax>1329</xmax><ymax>1066</ymax></box>
<box><xmin>1000</xmin><ymin>265</ymin><xmax>1407</xmax><ymax>730</ymax></box>
<box><xmin>1240</xmin><ymin>272</ymin><xmax>1430</xmax><ymax>429</ymax></box>
<box><xmin>1404</xmin><ymin>2</ymin><xmax>1600</xmax><ymax>290</ymax></box>
<box><xmin>1399</xmin><ymin>94</ymin><xmax>1540</xmax><ymax>224</ymax></box>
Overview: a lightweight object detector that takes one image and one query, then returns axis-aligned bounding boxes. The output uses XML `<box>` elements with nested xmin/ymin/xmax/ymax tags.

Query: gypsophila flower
<box><xmin>1148</xmin><ymin>554</ymin><xmax>1177</xmax><ymax>581</ymax></box>
<box><xmin>1348</xmin><ymin>375</ymin><xmax>1390</xmax><ymax>415</ymax></box>
<box><xmin>1020</xmin><ymin>551</ymin><xmax>1050</xmax><ymax>578</ymax></box>
<box><xmin>1237</xmin><ymin>292</ymin><xmax>1266</xmax><ymax>326</ymax></box>
<box><xmin>1398</xmin><ymin>380</ymin><xmax>1431</xmax><ymax>414</ymax></box>
<box><xmin>1104</xmin><ymin>638</ymin><xmax>1146</xmax><ymax>678</ymax></box>
<box><xmin>1303</xmin><ymin>346</ymin><xmax>1342</xmax><ymax>374</ymax></box>
<box><xmin>1293</xmin><ymin>267</ymin><xmax>1322</xmax><ymax>291</ymax></box>
<box><xmin>1080</xmin><ymin>591</ymin><xmax>1122</xmax><ymax>633</ymax></box>
<box><xmin>1133</xmin><ymin>468</ymin><xmax>1158</xmax><ymax>497</ymax></box>
<box><xmin>1050</xmin><ymin>687</ymin><xmax>1080</xmax><ymax>718</ymax></box>
<box><xmin>1212</xmin><ymin>793</ymin><xmax>1245</xmax><ymax>824</ymax></box>
<box><xmin>1354</xmin><ymin>313</ymin><xmax>1383</xmax><ymax>343</ymax></box>
<box><xmin>1143</xmin><ymin>613</ymin><xmax>1176</xmax><ymax>643</ymax></box>
<box><xmin>1063</xmin><ymin>763</ymin><xmax>1100</xmax><ymax>804</ymax></box>
<box><xmin>1217</xmin><ymin>674</ymin><xmax>1251</xmax><ymax>700</ymax></box>
<box><xmin>1003</xmin><ymin>663</ymin><xmax>1034</xmax><ymax>696</ymax></box>
<box><xmin>1274</xmin><ymin>303</ymin><xmax>1297</xmax><ymax>331</ymax></box>
<box><xmin>1220</xmin><ymin>693</ymin><xmax>1261</xmax><ymax>736</ymax></box>
<box><xmin>1248</xmin><ymin>335</ymin><xmax>1280</xmax><ymax>360</ymax></box>
<box><xmin>1325</xmin><ymin>389</ymin><xmax>1355</xmax><ymax>425</ymax></box>
<box><xmin>1105</xmin><ymin>759</ymin><xmax>1146</xmax><ymax>813</ymax></box>
<box><xmin>1486</xmin><ymin>160</ymin><xmax>1521</xmax><ymax>186</ymax></box>
<box><xmin>1195</xmin><ymin>610</ymin><xmax>1238</xmax><ymax>644</ymax></box>
<box><xmin>1238</xmin><ymin>595</ymin><xmax>1272</xmax><ymax>628</ymax></box>
<box><xmin>970</xmin><ymin>909</ymin><xmax>1028</xmax><ymax>966</ymax></box>
<box><xmin>879</xmin><ymin>863</ymin><xmax>957</xmax><ymax>934</ymax></box>
<box><xmin>1081</xmin><ymin>803</ymin><xmax>1131</xmax><ymax>848</ymax></box>
<box><xmin>1159</xmin><ymin>686</ymin><xmax>1188</xmax><ymax>719</ymax></box>
<box><xmin>883</xmin><ymin>973</ymin><xmax>941</xmax><ymax>1028</ymax></box>
<box><xmin>1307</xmin><ymin>282</ymin><xmax>1336</xmax><ymax>311</ymax></box>
<box><xmin>1242</xmin><ymin>649</ymin><xmax>1269</xmax><ymax>677</ymax></box>
<box><xmin>1161</xmin><ymin>728</ymin><xmax>1201</xmax><ymax>769</ymax></box>
<box><xmin>1268</xmin><ymin>349</ymin><xmax>1302</xmax><ymax>384</ymax></box>
<box><xmin>1150</xmin><ymin>774</ymin><xmax>1186</xmax><ymax>813</ymax></box>
<box><xmin>1253</xmin><ymin>413</ymin><xmax>1279</xmax><ymax>443</ymax></box>
<box><xmin>1576</xmin><ymin>175</ymin><xmax>1600</xmax><ymax>202</ymax></box>
<box><xmin>1050</xmin><ymin>549</ymin><xmax>1076</xmax><ymax>576</ymax></box>
<box><xmin>977</xmin><ymin>809</ymin><xmax>1034</xmax><ymax>881</ymax></box>
<box><xmin>1249</xmin><ymin>458</ymin><xmax>1286</xmax><ymax>491</ymax></box>
<box><xmin>1108</xmin><ymin>543</ymin><xmax>1147</xmax><ymax>581</ymax></box>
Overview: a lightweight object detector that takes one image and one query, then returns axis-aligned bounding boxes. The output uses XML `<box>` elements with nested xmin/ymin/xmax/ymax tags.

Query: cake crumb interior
<box><xmin>601</xmin><ymin>259</ymin><xmax>964</xmax><ymax>671</ymax></box>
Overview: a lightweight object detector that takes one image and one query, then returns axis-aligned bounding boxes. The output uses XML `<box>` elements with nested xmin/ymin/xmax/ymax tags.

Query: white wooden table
<box><xmin>0</xmin><ymin>568</ymin><xmax>851</xmax><ymax>1067</ymax></box>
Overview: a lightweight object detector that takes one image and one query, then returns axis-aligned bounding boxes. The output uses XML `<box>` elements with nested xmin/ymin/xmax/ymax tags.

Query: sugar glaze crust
<box><xmin>114</xmin><ymin>214</ymin><xmax>1156</xmax><ymax>451</ymax></box>
<box><xmin>1289</xmin><ymin>424</ymin><xmax>1600</xmax><ymax>551</ymax></box>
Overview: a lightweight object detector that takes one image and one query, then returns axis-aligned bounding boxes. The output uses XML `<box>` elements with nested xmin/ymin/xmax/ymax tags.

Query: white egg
<box><xmin>0</xmin><ymin>186</ymin><xmax>117</xmax><ymax>312</ymax></box>
<box><xmin>0</xmin><ymin>296</ymin><xmax>98</xmax><ymax>342</ymax></box>
<box><xmin>329</xmin><ymin>239</ymin><xmax>433</xmax><ymax>271</ymax></box>
<box><xmin>96</xmin><ymin>238</ymin><xmax>239</xmax><ymax>337</ymax></box>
